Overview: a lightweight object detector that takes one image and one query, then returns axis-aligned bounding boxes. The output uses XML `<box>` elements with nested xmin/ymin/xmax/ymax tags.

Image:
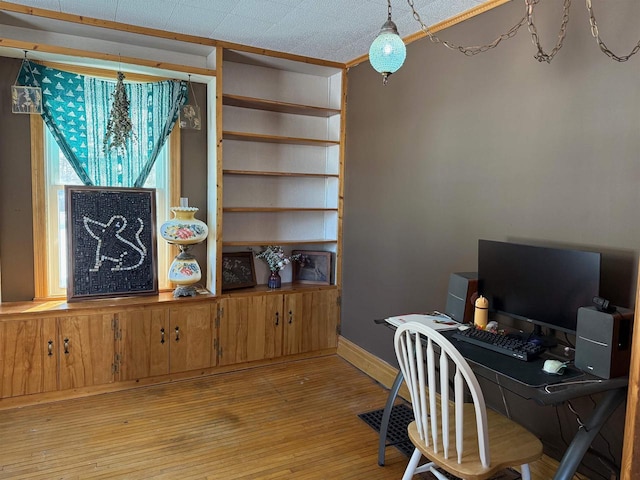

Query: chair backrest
<box><xmin>394</xmin><ymin>322</ymin><xmax>491</xmax><ymax>467</ymax></box>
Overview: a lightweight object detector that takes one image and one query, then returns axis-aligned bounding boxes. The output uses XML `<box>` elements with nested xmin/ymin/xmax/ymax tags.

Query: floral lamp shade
<box><xmin>159</xmin><ymin>207</ymin><xmax>208</xmax><ymax>245</ymax></box>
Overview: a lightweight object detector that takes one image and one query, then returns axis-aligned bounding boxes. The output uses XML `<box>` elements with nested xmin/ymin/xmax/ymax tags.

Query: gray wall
<box><xmin>343</xmin><ymin>2</ymin><xmax>639</xmax><ymax>477</ymax></box>
<box><xmin>0</xmin><ymin>56</ymin><xmax>209</xmax><ymax>301</ymax></box>
<box><xmin>0</xmin><ymin>58</ymin><xmax>35</xmax><ymax>301</ymax></box>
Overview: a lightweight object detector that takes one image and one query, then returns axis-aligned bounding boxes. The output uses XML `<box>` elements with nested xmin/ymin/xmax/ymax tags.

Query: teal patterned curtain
<box><xmin>18</xmin><ymin>61</ymin><xmax>187</xmax><ymax>187</ymax></box>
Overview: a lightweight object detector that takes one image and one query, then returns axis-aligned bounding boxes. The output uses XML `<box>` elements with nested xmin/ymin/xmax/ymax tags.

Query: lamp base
<box><xmin>172</xmin><ymin>285</ymin><xmax>198</xmax><ymax>298</ymax></box>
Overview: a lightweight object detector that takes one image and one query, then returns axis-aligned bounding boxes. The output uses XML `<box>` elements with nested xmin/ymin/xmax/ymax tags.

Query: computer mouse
<box><xmin>543</xmin><ymin>359</ymin><xmax>567</xmax><ymax>375</ymax></box>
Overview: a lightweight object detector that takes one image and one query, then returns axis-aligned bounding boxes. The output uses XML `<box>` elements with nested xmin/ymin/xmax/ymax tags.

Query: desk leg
<box><xmin>553</xmin><ymin>387</ymin><xmax>627</xmax><ymax>480</ymax></box>
<box><xmin>378</xmin><ymin>371</ymin><xmax>404</xmax><ymax>466</ymax></box>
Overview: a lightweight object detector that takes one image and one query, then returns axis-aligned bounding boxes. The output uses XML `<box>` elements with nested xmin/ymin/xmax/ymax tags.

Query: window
<box><xmin>43</xmin><ymin>128</ymin><xmax>172</xmax><ymax>296</ymax></box>
<box><xmin>30</xmin><ymin>64</ymin><xmax>183</xmax><ymax>300</ymax></box>
<box><xmin>42</xmin><ymin>126</ymin><xmax>172</xmax><ymax>297</ymax></box>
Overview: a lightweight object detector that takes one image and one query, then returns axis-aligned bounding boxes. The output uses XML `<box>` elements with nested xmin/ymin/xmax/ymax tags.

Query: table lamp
<box><xmin>159</xmin><ymin>198</ymin><xmax>208</xmax><ymax>297</ymax></box>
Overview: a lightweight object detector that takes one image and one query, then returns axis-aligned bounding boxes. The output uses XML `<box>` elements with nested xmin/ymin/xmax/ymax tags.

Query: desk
<box><xmin>377</xmin><ymin>324</ymin><xmax>628</xmax><ymax>480</ymax></box>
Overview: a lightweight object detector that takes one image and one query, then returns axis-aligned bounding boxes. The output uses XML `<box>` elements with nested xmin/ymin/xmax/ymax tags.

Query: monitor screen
<box><xmin>478</xmin><ymin>240</ymin><xmax>601</xmax><ymax>334</ymax></box>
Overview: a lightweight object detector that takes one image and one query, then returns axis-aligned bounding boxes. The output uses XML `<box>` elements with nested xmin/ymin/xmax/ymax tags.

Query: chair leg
<box><xmin>402</xmin><ymin>448</ymin><xmax>423</xmax><ymax>480</ymax></box>
<box><xmin>520</xmin><ymin>463</ymin><xmax>531</xmax><ymax>480</ymax></box>
<box><xmin>428</xmin><ymin>465</ymin><xmax>450</xmax><ymax>480</ymax></box>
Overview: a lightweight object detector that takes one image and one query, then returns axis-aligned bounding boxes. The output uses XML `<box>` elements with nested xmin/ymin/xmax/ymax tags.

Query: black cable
<box><xmin>563</xmin><ymin>332</ymin><xmax>575</xmax><ymax>349</ymax></box>
<box><xmin>555</xmin><ymin>402</ymin><xmax>607</xmax><ymax>480</ymax></box>
<box><xmin>554</xmin><ymin>404</ymin><xmax>570</xmax><ymax>446</ymax></box>
<box><xmin>565</xmin><ymin>398</ymin><xmax>619</xmax><ymax>479</ymax></box>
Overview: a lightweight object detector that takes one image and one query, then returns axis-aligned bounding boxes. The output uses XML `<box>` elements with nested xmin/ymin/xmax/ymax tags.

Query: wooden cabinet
<box><xmin>217</xmin><ymin>295</ymin><xmax>282</xmax><ymax>366</ymax></box>
<box><xmin>218</xmin><ymin>49</ymin><xmax>344</xmax><ymax>289</ymax></box>
<box><xmin>284</xmin><ymin>289</ymin><xmax>340</xmax><ymax>355</ymax></box>
<box><xmin>118</xmin><ymin>306</ymin><xmax>169</xmax><ymax>380</ymax></box>
<box><xmin>0</xmin><ymin>288</ymin><xmax>336</xmax><ymax>404</ymax></box>
<box><xmin>218</xmin><ymin>288</ymin><xmax>339</xmax><ymax>366</ymax></box>
<box><xmin>57</xmin><ymin>314</ymin><xmax>116</xmax><ymax>390</ymax></box>
<box><xmin>168</xmin><ymin>304</ymin><xmax>216</xmax><ymax>373</ymax></box>
<box><xmin>0</xmin><ymin>317</ymin><xmax>57</xmax><ymax>398</ymax></box>
<box><xmin>0</xmin><ymin>313</ymin><xmax>116</xmax><ymax>397</ymax></box>
<box><xmin>118</xmin><ymin>303</ymin><xmax>215</xmax><ymax>380</ymax></box>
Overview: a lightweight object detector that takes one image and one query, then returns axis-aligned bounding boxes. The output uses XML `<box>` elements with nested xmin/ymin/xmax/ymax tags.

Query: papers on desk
<box><xmin>384</xmin><ymin>313</ymin><xmax>460</xmax><ymax>331</ymax></box>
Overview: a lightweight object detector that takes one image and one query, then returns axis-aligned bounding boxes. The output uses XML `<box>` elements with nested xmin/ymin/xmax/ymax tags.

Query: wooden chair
<box><xmin>394</xmin><ymin>322</ymin><xmax>543</xmax><ymax>480</ymax></box>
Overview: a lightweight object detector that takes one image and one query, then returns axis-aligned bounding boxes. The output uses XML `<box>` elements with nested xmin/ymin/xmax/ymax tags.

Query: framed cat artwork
<box><xmin>65</xmin><ymin>186</ymin><xmax>158</xmax><ymax>302</ymax></box>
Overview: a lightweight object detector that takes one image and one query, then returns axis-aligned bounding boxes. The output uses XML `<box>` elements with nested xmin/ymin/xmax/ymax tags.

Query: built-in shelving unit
<box><xmin>219</xmin><ymin>49</ymin><xmax>344</xmax><ymax>288</ymax></box>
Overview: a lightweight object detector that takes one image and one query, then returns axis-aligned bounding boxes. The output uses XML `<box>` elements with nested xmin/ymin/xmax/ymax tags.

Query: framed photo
<box><xmin>222</xmin><ymin>252</ymin><xmax>256</xmax><ymax>291</ymax></box>
<box><xmin>179</xmin><ymin>104</ymin><xmax>202</xmax><ymax>130</ymax></box>
<box><xmin>66</xmin><ymin>186</ymin><xmax>158</xmax><ymax>302</ymax></box>
<box><xmin>292</xmin><ymin>250</ymin><xmax>332</xmax><ymax>285</ymax></box>
<box><xmin>11</xmin><ymin>85</ymin><xmax>43</xmax><ymax>114</ymax></box>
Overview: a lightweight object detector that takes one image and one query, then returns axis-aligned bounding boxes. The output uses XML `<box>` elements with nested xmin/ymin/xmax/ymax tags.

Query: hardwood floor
<box><xmin>0</xmin><ymin>356</ymin><xmax>578</xmax><ymax>479</ymax></box>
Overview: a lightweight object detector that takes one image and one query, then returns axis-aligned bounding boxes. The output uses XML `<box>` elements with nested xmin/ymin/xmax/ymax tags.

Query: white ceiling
<box><xmin>4</xmin><ymin>0</ymin><xmax>488</xmax><ymax>64</ymax></box>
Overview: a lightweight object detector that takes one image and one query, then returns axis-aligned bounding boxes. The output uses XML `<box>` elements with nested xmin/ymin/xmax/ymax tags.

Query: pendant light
<box><xmin>369</xmin><ymin>0</ymin><xmax>406</xmax><ymax>85</ymax></box>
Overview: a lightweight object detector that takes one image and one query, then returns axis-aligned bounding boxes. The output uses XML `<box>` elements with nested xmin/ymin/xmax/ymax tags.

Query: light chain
<box><xmin>586</xmin><ymin>0</ymin><xmax>640</xmax><ymax>62</ymax></box>
<box><xmin>406</xmin><ymin>0</ymin><xmax>639</xmax><ymax>63</ymax></box>
<box><xmin>526</xmin><ymin>0</ymin><xmax>571</xmax><ymax>63</ymax></box>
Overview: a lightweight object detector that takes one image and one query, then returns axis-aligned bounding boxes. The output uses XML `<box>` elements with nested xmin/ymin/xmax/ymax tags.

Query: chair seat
<box><xmin>407</xmin><ymin>403</ymin><xmax>543</xmax><ymax>480</ymax></box>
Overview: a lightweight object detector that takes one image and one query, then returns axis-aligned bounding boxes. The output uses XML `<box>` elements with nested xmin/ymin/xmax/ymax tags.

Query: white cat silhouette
<box><xmin>83</xmin><ymin>215</ymin><xmax>147</xmax><ymax>272</ymax></box>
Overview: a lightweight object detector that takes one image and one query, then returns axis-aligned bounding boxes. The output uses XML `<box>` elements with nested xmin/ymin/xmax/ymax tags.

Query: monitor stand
<box><xmin>527</xmin><ymin>325</ymin><xmax>558</xmax><ymax>349</ymax></box>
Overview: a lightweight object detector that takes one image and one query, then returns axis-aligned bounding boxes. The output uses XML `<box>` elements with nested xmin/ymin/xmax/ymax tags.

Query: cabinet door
<box><xmin>218</xmin><ymin>295</ymin><xmax>283</xmax><ymax>366</ymax></box>
<box><xmin>0</xmin><ymin>317</ymin><xmax>58</xmax><ymax>398</ymax></box>
<box><xmin>284</xmin><ymin>290</ymin><xmax>339</xmax><ymax>355</ymax></box>
<box><xmin>119</xmin><ymin>307</ymin><xmax>169</xmax><ymax>380</ymax></box>
<box><xmin>58</xmin><ymin>314</ymin><xmax>116</xmax><ymax>390</ymax></box>
<box><xmin>168</xmin><ymin>304</ymin><xmax>214</xmax><ymax>373</ymax></box>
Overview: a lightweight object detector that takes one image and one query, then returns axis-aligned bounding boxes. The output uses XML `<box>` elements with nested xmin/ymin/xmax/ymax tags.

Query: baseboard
<box><xmin>337</xmin><ymin>336</ymin><xmax>397</xmax><ymax>388</ymax></box>
<box><xmin>337</xmin><ymin>335</ymin><xmax>412</xmax><ymax>401</ymax></box>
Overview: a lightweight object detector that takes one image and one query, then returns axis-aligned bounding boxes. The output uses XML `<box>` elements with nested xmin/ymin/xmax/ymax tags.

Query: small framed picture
<box><xmin>11</xmin><ymin>85</ymin><xmax>43</xmax><ymax>114</ymax></box>
<box><xmin>179</xmin><ymin>104</ymin><xmax>201</xmax><ymax>130</ymax></box>
<box><xmin>222</xmin><ymin>252</ymin><xmax>256</xmax><ymax>291</ymax></box>
<box><xmin>292</xmin><ymin>250</ymin><xmax>332</xmax><ymax>285</ymax></box>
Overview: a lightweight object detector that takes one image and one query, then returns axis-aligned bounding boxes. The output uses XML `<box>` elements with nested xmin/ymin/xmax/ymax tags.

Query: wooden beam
<box><xmin>0</xmin><ymin>1</ymin><xmax>216</xmax><ymax>47</ymax></box>
<box><xmin>0</xmin><ymin>38</ymin><xmax>216</xmax><ymax>77</ymax></box>
<box><xmin>621</xmin><ymin>260</ymin><xmax>640</xmax><ymax>479</ymax></box>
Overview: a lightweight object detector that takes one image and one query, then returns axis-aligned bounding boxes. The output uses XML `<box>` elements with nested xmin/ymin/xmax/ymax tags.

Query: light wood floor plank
<box><xmin>0</xmin><ymin>355</ymin><xmax>581</xmax><ymax>479</ymax></box>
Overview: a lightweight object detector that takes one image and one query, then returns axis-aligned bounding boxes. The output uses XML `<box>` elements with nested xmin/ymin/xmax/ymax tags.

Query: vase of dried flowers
<box><xmin>255</xmin><ymin>245</ymin><xmax>300</xmax><ymax>289</ymax></box>
<box><xmin>267</xmin><ymin>271</ymin><xmax>281</xmax><ymax>289</ymax></box>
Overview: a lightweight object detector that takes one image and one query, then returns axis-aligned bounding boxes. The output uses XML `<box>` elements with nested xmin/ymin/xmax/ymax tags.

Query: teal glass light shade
<box><xmin>369</xmin><ymin>19</ymin><xmax>406</xmax><ymax>84</ymax></box>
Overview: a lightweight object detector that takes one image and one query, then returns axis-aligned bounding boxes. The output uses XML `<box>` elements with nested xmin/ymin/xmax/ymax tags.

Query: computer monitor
<box><xmin>477</xmin><ymin>239</ymin><xmax>601</xmax><ymax>335</ymax></box>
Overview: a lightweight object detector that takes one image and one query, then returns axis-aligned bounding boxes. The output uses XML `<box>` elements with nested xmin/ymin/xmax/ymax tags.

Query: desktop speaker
<box><xmin>575</xmin><ymin>306</ymin><xmax>634</xmax><ymax>379</ymax></box>
<box><xmin>445</xmin><ymin>272</ymin><xmax>478</xmax><ymax>324</ymax></box>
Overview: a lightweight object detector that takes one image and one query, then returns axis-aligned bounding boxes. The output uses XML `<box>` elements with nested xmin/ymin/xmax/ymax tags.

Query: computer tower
<box><xmin>445</xmin><ymin>272</ymin><xmax>478</xmax><ymax>324</ymax></box>
<box><xmin>575</xmin><ymin>306</ymin><xmax>634</xmax><ymax>379</ymax></box>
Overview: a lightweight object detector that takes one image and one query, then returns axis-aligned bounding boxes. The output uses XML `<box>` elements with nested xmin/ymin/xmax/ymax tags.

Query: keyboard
<box><xmin>452</xmin><ymin>328</ymin><xmax>544</xmax><ymax>361</ymax></box>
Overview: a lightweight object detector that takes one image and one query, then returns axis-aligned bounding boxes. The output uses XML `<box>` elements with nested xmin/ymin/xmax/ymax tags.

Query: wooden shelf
<box><xmin>223</xmin><ymin>207</ymin><xmax>337</xmax><ymax>213</ymax></box>
<box><xmin>223</xmin><ymin>169</ymin><xmax>339</xmax><ymax>178</ymax></box>
<box><xmin>223</xmin><ymin>94</ymin><xmax>340</xmax><ymax>118</ymax></box>
<box><xmin>220</xmin><ymin>282</ymin><xmax>337</xmax><ymax>298</ymax></box>
<box><xmin>223</xmin><ymin>131</ymin><xmax>339</xmax><ymax>147</ymax></box>
<box><xmin>223</xmin><ymin>239</ymin><xmax>337</xmax><ymax>247</ymax></box>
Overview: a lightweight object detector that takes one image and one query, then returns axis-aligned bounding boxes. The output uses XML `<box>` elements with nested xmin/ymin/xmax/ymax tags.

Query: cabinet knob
<box><xmin>174</xmin><ymin>326</ymin><xmax>180</xmax><ymax>342</ymax></box>
<box><xmin>160</xmin><ymin>328</ymin><xmax>165</xmax><ymax>344</ymax></box>
<box><xmin>275</xmin><ymin>312</ymin><xmax>279</xmax><ymax>326</ymax></box>
<box><xmin>63</xmin><ymin>338</ymin><xmax>70</xmax><ymax>354</ymax></box>
<box><xmin>47</xmin><ymin>340</ymin><xmax>54</xmax><ymax>356</ymax></box>
<box><xmin>289</xmin><ymin>310</ymin><xmax>293</xmax><ymax>324</ymax></box>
